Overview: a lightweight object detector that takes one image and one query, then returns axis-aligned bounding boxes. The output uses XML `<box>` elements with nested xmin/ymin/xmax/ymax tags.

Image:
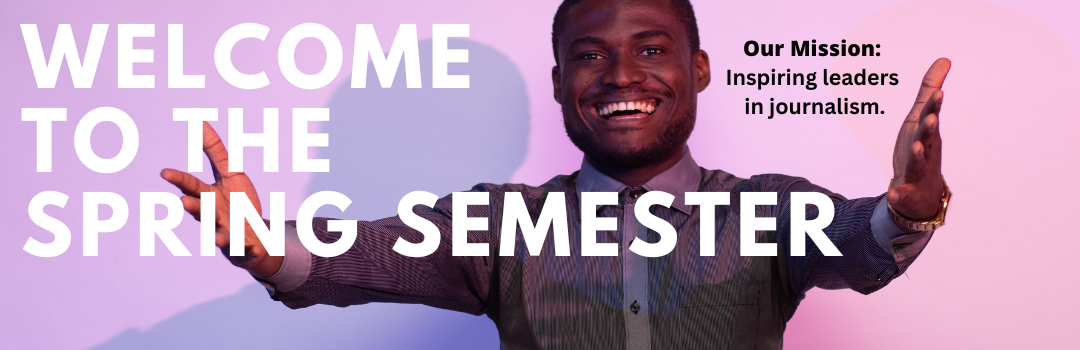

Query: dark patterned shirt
<box><xmin>261</xmin><ymin>151</ymin><xmax>933</xmax><ymax>349</ymax></box>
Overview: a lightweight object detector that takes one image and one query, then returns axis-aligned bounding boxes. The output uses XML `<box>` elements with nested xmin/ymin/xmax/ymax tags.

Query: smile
<box><xmin>596</xmin><ymin>99</ymin><xmax>658</xmax><ymax>119</ymax></box>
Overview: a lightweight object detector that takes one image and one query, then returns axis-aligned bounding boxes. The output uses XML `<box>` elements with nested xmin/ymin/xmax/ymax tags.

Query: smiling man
<box><xmin>163</xmin><ymin>0</ymin><xmax>951</xmax><ymax>348</ymax></box>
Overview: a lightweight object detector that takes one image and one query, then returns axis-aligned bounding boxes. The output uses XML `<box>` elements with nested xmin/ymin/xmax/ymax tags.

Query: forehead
<box><xmin>560</xmin><ymin>0</ymin><xmax>686</xmax><ymax>47</ymax></box>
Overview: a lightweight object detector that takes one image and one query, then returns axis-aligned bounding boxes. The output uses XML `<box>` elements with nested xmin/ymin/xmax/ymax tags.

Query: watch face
<box><xmin>938</xmin><ymin>184</ymin><xmax>952</xmax><ymax>226</ymax></box>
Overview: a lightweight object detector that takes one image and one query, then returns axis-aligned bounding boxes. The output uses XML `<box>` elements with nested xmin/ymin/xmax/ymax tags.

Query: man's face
<box><xmin>553</xmin><ymin>0</ymin><xmax>710</xmax><ymax>169</ymax></box>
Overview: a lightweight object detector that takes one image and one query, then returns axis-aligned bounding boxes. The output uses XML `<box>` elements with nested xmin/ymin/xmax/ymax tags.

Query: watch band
<box><xmin>887</xmin><ymin>177</ymin><xmax>951</xmax><ymax>232</ymax></box>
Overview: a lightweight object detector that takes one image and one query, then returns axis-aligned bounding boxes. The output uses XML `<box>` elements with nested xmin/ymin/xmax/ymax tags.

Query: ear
<box><xmin>693</xmin><ymin>50</ymin><xmax>711</xmax><ymax>93</ymax></box>
<box><xmin>552</xmin><ymin>66</ymin><xmax>563</xmax><ymax>104</ymax></box>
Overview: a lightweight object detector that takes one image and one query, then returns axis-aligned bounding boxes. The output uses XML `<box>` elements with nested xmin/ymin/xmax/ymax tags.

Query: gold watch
<box><xmin>887</xmin><ymin>177</ymin><xmax>952</xmax><ymax>232</ymax></box>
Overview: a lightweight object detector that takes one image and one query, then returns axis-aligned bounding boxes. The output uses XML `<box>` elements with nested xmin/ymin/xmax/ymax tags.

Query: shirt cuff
<box><xmin>870</xmin><ymin>197</ymin><xmax>934</xmax><ymax>268</ymax></box>
<box><xmin>255</xmin><ymin>221</ymin><xmax>311</xmax><ymax>295</ymax></box>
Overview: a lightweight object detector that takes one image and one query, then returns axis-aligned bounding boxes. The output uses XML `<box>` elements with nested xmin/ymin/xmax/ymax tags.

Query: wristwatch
<box><xmin>887</xmin><ymin>177</ymin><xmax>952</xmax><ymax>232</ymax></box>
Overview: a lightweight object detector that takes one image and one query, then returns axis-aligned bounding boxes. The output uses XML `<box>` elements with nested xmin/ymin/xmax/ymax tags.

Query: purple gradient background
<box><xmin>3</xmin><ymin>0</ymin><xmax>1079</xmax><ymax>348</ymax></box>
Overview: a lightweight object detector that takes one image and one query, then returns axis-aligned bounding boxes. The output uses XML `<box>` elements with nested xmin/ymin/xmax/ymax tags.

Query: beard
<box><xmin>564</xmin><ymin>103</ymin><xmax>696</xmax><ymax>170</ymax></box>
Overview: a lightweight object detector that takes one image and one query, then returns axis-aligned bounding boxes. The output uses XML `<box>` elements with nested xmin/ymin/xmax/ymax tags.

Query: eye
<box><xmin>575</xmin><ymin>53</ymin><xmax>604</xmax><ymax>60</ymax></box>
<box><xmin>640</xmin><ymin>47</ymin><xmax>664</xmax><ymax>56</ymax></box>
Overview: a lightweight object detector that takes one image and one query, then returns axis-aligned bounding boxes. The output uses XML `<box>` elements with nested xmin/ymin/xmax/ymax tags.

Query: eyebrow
<box><xmin>567</xmin><ymin>36</ymin><xmax>606</xmax><ymax>49</ymax></box>
<box><xmin>564</xmin><ymin>30</ymin><xmax>675</xmax><ymax>53</ymax></box>
<box><xmin>632</xmin><ymin>30</ymin><xmax>673</xmax><ymax>41</ymax></box>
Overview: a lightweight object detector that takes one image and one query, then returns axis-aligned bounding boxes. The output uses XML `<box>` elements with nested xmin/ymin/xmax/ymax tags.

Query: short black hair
<box><xmin>551</xmin><ymin>0</ymin><xmax>700</xmax><ymax>66</ymax></box>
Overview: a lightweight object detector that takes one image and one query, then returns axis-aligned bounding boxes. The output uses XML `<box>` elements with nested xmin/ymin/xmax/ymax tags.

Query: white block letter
<box><xmin>279</xmin><ymin>23</ymin><xmax>342</xmax><ymax>89</ymax></box>
<box><xmin>139</xmin><ymin>192</ymin><xmax>191</xmax><ymax>256</ymax></box>
<box><xmin>24</xmin><ymin>191</ymin><xmax>71</xmax><ymax>257</ymax></box>
<box><xmin>581</xmin><ymin>192</ymin><xmax>617</xmax><ymax>256</ymax></box>
<box><xmin>168</xmin><ymin>24</ymin><xmax>205</xmax><ymax>88</ymax></box>
<box><xmin>791</xmin><ymin>192</ymin><xmax>841</xmax><ymax>256</ymax></box>
<box><xmin>227</xmin><ymin>108</ymin><xmax>278</xmax><ymax>172</ymax></box>
<box><xmin>499</xmin><ymin>192</ymin><xmax>569</xmax><ymax>256</ymax></box>
<box><xmin>432</xmin><ymin>24</ymin><xmax>468</xmax><ymax>88</ymax></box>
<box><xmin>200</xmin><ymin>192</ymin><xmax>217</xmax><ymax>256</ymax></box>
<box><xmin>297</xmin><ymin>191</ymin><xmax>357</xmax><ymax>257</ymax></box>
<box><xmin>741</xmin><ymin>192</ymin><xmax>777</xmax><ymax>256</ymax></box>
<box><xmin>118</xmin><ymin>24</ymin><xmax>155</xmax><ymax>88</ymax></box>
<box><xmin>685</xmin><ymin>192</ymin><xmax>730</xmax><ymax>256</ymax></box>
<box><xmin>74</xmin><ymin>107</ymin><xmax>139</xmax><ymax>174</ymax></box>
<box><xmin>629</xmin><ymin>191</ymin><xmax>676</xmax><ymax>257</ymax></box>
<box><xmin>83</xmin><ymin>192</ymin><xmax>129</xmax><ymax>256</ymax></box>
<box><xmin>452</xmin><ymin>192</ymin><xmax>489</xmax><ymax>256</ymax></box>
<box><xmin>351</xmin><ymin>24</ymin><xmax>420</xmax><ymax>88</ymax></box>
<box><xmin>292</xmin><ymin>108</ymin><xmax>329</xmax><ymax>172</ymax></box>
<box><xmin>20</xmin><ymin>24</ymin><xmax>108</xmax><ymax>88</ymax></box>
<box><xmin>229</xmin><ymin>192</ymin><xmax>284</xmax><ymax>256</ymax></box>
<box><xmin>22</xmin><ymin>108</ymin><xmax>66</xmax><ymax>172</ymax></box>
<box><xmin>172</xmin><ymin>108</ymin><xmax>218</xmax><ymax>172</ymax></box>
<box><xmin>215</xmin><ymin>23</ymin><xmax>269</xmax><ymax>89</ymax></box>
<box><xmin>394</xmin><ymin>191</ymin><xmax>440</xmax><ymax>257</ymax></box>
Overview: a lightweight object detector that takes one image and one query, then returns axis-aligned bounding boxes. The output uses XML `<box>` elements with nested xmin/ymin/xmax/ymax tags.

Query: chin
<box><xmin>573</xmin><ymin>136</ymin><xmax>679</xmax><ymax>169</ymax></box>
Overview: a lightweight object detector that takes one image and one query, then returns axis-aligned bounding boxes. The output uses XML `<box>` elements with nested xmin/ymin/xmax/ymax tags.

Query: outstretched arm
<box><xmin>779</xmin><ymin>59</ymin><xmax>952</xmax><ymax>295</ymax></box>
<box><xmin>161</xmin><ymin>126</ymin><xmax>496</xmax><ymax>313</ymax></box>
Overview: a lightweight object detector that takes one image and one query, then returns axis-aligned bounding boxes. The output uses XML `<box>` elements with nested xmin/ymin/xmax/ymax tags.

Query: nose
<box><xmin>599</xmin><ymin>51</ymin><xmax>646</xmax><ymax>88</ymax></box>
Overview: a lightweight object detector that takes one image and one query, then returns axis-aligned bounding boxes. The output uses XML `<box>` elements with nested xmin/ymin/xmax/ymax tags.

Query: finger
<box><xmin>216</xmin><ymin>227</ymin><xmax>229</xmax><ymax>247</ymax></box>
<box><xmin>201</xmin><ymin>121</ymin><xmax>232</xmax><ymax>182</ymax></box>
<box><xmin>161</xmin><ymin>168</ymin><xmax>213</xmax><ymax>197</ymax></box>
<box><xmin>210</xmin><ymin>156</ymin><xmax>223</xmax><ymax>184</ymax></box>
<box><xmin>887</xmin><ymin>182</ymin><xmax>925</xmax><ymax>210</ymax></box>
<box><xmin>919</xmin><ymin>111</ymin><xmax>939</xmax><ymax>141</ymax></box>
<box><xmin>887</xmin><ymin>185</ymin><xmax>930</xmax><ymax>226</ymax></box>
<box><xmin>918</xmin><ymin>90</ymin><xmax>944</xmax><ymax>144</ymax></box>
<box><xmin>887</xmin><ymin>186</ymin><xmax>915</xmax><ymax>213</ymax></box>
<box><xmin>916</xmin><ymin>90</ymin><xmax>944</xmax><ymax>176</ymax></box>
<box><xmin>911</xmin><ymin>140</ymin><xmax>925</xmax><ymax>160</ymax></box>
<box><xmin>906</xmin><ymin>140</ymin><xmax>927</xmax><ymax>183</ymax></box>
<box><xmin>913</xmin><ymin>58</ymin><xmax>952</xmax><ymax>106</ymax></box>
<box><xmin>180</xmin><ymin>195</ymin><xmax>203</xmax><ymax>221</ymax></box>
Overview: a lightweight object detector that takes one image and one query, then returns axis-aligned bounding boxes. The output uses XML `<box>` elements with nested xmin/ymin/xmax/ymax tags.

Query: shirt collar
<box><xmin>575</xmin><ymin>148</ymin><xmax>702</xmax><ymax>215</ymax></box>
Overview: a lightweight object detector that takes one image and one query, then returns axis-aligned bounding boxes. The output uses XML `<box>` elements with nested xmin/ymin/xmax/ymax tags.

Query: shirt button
<box><xmin>630</xmin><ymin>300</ymin><xmax>641</xmax><ymax>314</ymax></box>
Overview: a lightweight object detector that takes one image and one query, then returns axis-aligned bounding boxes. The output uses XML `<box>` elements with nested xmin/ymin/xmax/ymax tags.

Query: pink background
<box><xmin>2</xmin><ymin>0</ymin><xmax>1078</xmax><ymax>348</ymax></box>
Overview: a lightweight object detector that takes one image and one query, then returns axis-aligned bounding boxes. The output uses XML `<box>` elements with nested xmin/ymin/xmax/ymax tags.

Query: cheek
<box><xmin>565</xmin><ymin>70</ymin><xmax>600</xmax><ymax>94</ymax></box>
<box><xmin>563</xmin><ymin>115</ymin><xmax>593</xmax><ymax>139</ymax></box>
<box><xmin>650</xmin><ymin>63</ymin><xmax>692</xmax><ymax>88</ymax></box>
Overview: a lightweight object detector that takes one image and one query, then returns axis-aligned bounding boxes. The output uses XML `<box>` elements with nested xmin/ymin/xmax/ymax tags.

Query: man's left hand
<box><xmin>888</xmin><ymin>58</ymin><xmax>951</xmax><ymax>223</ymax></box>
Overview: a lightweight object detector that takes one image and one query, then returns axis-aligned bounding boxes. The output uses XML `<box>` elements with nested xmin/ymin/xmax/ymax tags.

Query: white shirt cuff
<box><xmin>870</xmin><ymin>197</ymin><xmax>933</xmax><ymax>265</ymax></box>
<box><xmin>256</xmin><ymin>221</ymin><xmax>311</xmax><ymax>294</ymax></box>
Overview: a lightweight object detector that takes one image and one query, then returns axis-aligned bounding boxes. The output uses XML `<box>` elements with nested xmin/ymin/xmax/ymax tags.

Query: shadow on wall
<box><xmin>311</xmin><ymin>38</ymin><xmax>531</xmax><ymax>220</ymax></box>
<box><xmin>93</xmin><ymin>38</ymin><xmax>530</xmax><ymax>350</ymax></box>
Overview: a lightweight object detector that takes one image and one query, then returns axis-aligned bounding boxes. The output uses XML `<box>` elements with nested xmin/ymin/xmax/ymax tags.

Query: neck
<box><xmin>586</xmin><ymin>146</ymin><xmax>687</xmax><ymax>187</ymax></box>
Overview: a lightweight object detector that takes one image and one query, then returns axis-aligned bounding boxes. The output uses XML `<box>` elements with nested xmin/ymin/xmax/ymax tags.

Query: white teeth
<box><xmin>596</xmin><ymin>99</ymin><xmax>658</xmax><ymax>118</ymax></box>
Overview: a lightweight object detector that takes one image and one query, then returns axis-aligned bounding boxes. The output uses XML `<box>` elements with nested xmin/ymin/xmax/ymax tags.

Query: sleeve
<box><xmin>254</xmin><ymin>185</ymin><xmax>502</xmax><ymax>316</ymax></box>
<box><xmin>760</xmin><ymin>176</ymin><xmax>934</xmax><ymax>296</ymax></box>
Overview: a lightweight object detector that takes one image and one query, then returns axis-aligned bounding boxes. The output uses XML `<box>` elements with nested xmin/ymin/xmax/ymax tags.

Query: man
<box><xmin>162</xmin><ymin>0</ymin><xmax>951</xmax><ymax>348</ymax></box>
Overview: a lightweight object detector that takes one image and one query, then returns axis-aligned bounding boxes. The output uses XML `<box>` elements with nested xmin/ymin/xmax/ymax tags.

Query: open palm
<box><xmin>161</xmin><ymin>121</ymin><xmax>282</xmax><ymax>277</ymax></box>
<box><xmin>889</xmin><ymin>58</ymin><xmax>951</xmax><ymax>222</ymax></box>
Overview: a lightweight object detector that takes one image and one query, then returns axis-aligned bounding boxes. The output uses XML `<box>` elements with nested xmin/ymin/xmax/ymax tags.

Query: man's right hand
<box><xmin>161</xmin><ymin>121</ymin><xmax>283</xmax><ymax>278</ymax></box>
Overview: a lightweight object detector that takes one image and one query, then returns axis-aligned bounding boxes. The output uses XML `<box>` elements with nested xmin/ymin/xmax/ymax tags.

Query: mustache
<box><xmin>578</xmin><ymin>86</ymin><xmax>675</xmax><ymax>106</ymax></box>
